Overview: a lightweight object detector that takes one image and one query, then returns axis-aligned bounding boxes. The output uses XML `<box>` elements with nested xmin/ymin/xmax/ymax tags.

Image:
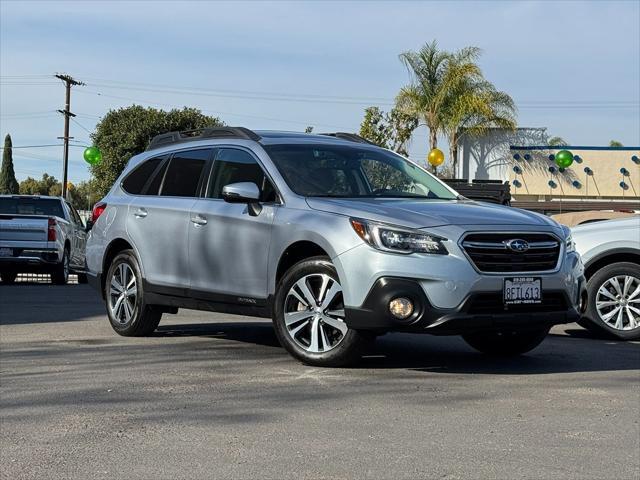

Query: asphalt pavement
<box><xmin>1</xmin><ymin>283</ymin><xmax>639</xmax><ymax>480</ymax></box>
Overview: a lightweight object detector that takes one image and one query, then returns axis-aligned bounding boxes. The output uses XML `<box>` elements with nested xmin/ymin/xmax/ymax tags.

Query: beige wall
<box><xmin>509</xmin><ymin>148</ymin><xmax>640</xmax><ymax>199</ymax></box>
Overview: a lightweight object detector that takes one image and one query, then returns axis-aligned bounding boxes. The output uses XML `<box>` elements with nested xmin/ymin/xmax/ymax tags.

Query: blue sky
<box><xmin>1</xmin><ymin>0</ymin><xmax>639</xmax><ymax>184</ymax></box>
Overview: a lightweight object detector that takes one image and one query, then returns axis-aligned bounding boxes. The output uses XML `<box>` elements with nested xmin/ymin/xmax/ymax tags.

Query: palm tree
<box><xmin>442</xmin><ymin>79</ymin><xmax>517</xmax><ymax>173</ymax></box>
<box><xmin>548</xmin><ymin>136</ymin><xmax>568</xmax><ymax>146</ymax></box>
<box><xmin>396</xmin><ymin>41</ymin><xmax>517</xmax><ymax>174</ymax></box>
<box><xmin>395</xmin><ymin>41</ymin><xmax>482</xmax><ymax>160</ymax></box>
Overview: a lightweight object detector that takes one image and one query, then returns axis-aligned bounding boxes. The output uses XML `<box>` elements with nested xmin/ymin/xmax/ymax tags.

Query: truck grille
<box><xmin>461</xmin><ymin>233</ymin><xmax>561</xmax><ymax>273</ymax></box>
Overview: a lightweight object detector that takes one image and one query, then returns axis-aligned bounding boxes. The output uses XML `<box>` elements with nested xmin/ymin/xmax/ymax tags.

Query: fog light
<box><xmin>389</xmin><ymin>297</ymin><xmax>414</xmax><ymax>320</ymax></box>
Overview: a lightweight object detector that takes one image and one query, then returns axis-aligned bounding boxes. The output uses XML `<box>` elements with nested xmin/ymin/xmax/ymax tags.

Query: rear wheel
<box><xmin>462</xmin><ymin>328</ymin><xmax>549</xmax><ymax>356</ymax></box>
<box><xmin>272</xmin><ymin>256</ymin><xmax>372</xmax><ymax>367</ymax></box>
<box><xmin>51</xmin><ymin>248</ymin><xmax>70</xmax><ymax>285</ymax></box>
<box><xmin>582</xmin><ymin>262</ymin><xmax>640</xmax><ymax>340</ymax></box>
<box><xmin>0</xmin><ymin>271</ymin><xmax>17</xmax><ymax>285</ymax></box>
<box><xmin>105</xmin><ymin>250</ymin><xmax>161</xmax><ymax>336</ymax></box>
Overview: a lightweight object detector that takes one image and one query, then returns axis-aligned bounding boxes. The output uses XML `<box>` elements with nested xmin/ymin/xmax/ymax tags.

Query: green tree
<box><xmin>609</xmin><ymin>140</ymin><xmax>623</xmax><ymax>147</ymax></box>
<box><xmin>358</xmin><ymin>106</ymin><xmax>417</xmax><ymax>156</ymax></box>
<box><xmin>18</xmin><ymin>173</ymin><xmax>58</xmax><ymax>195</ymax></box>
<box><xmin>90</xmin><ymin>106</ymin><xmax>223</xmax><ymax>196</ymax></box>
<box><xmin>396</xmin><ymin>41</ymin><xmax>482</xmax><ymax>154</ymax></box>
<box><xmin>0</xmin><ymin>134</ymin><xmax>19</xmax><ymax>194</ymax></box>
<box><xmin>548</xmin><ymin>136</ymin><xmax>568</xmax><ymax>146</ymax></box>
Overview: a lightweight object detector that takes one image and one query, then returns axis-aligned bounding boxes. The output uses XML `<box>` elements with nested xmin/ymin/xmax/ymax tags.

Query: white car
<box><xmin>572</xmin><ymin>216</ymin><xmax>640</xmax><ymax>340</ymax></box>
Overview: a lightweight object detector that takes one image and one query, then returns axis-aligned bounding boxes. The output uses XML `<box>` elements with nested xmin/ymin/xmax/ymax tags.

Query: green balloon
<box><xmin>555</xmin><ymin>150</ymin><xmax>574</xmax><ymax>169</ymax></box>
<box><xmin>83</xmin><ymin>146</ymin><xmax>102</xmax><ymax>165</ymax></box>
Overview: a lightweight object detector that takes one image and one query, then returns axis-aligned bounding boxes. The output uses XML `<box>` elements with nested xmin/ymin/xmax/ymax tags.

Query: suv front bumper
<box><xmin>344</xmin><ymin>277</ymin><xmax>586</xmax><ymax>334</ymax></box>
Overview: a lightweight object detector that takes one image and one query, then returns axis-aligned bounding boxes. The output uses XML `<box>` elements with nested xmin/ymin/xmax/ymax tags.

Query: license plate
<box><xmin>504</xmin><ymin>277</ymin><xmax>542</xmax><ymax>305</ymax></box>
<box><xmin>0</xmin><ymin>247</ymin><xmax>12</xmax><ymax>257</ymax></box>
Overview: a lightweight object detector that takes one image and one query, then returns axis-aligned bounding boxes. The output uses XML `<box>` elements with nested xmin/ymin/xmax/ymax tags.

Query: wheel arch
<box><xmin>584</xmin><ymin>248</ymin><xmax>640</xmax><ymax>280</ymax></box>
<box><xmin>101</xmin><ymin>238</ymin><xmax>135</xmax><ymax>297</ymax></box>
<box><xmin>274</xmin><ymin>241</ymin><xmax>331</xmax><ymax>288</ymax></box>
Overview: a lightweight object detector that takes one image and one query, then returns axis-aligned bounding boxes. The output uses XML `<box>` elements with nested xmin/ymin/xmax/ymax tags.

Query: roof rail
<box><xmin>320</xmin><ymin>132</ymin><xmax>377</xmax><ymax>145</ymax></box>
<box><xmin>147</xmin><ymin>127</ymin><xmax>261</xmax><ymax>151</ymax></box>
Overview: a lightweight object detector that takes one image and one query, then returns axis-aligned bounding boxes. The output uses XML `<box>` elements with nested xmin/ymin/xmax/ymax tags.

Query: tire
<box><xmin>462</xmin><ymin>328</ymin><xmax>550</xmax><ymax>356</ymax></box>
<box><xmin>582</xmin><ymin>262</ymin><xmax>640</xmax><ymax>341</ymax></box>
<box><xmin>51</xmin><ymin>248</ymin><xmax>70</xmax><ymax>285</ymax></box>
<box><xmin>0</xmin><ymin>271</ymin><xmax>17</xmax><ymax>285</ymax></box>
<box><xmin>104</xmin><ymin>249</ymin><xmax>161</xmax><ymax>336</ymax></box>
<box><xmin>272</xmin><ymin>256</ymin><xmax>372</xmax><ymax>367</ymax></box>
<box><xmin>76</xmin><ymin>273</ymin><xmax>88</xmax><ymax>284</ymax></box>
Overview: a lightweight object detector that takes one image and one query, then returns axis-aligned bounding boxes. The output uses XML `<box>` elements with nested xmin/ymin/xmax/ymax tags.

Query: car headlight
<box><xmin>565</xmin><ymin>235</ymin><xmax>575</xmax><ymax>253</ymax></box>
<box><xmin>350</xmin><ymin>218</ymin><xmax>448</xmax><ymax>255</ymax></box>
<box><xmin>562</xmin><ymin>226</ymin><xmax>575</xmax><ymax>253</ymax></box>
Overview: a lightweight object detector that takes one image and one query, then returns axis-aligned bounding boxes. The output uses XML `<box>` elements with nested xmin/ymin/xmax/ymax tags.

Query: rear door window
<box><xmin>160</xmin><ymin>149</ymin><xmax>211</xmax><ymax>197</ymax></box>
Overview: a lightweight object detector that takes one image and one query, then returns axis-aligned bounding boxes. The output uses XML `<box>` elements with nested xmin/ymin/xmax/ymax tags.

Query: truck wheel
<box><xmin>462</xmin><ymin>328</ymin><xmax>549</xmax><ymax>356</ymax></box>
<box><xmin>272</xmin><ymin>256</ymin><xmax>372</xmax><ymax>367</ymax></box>
<box><xmin>582</xmin><ymin>262</ymin><xmax>640</xmax><ymax>341</ymax></box>
<box><xmin>0</xmin><ymin>271</ymin><xmax>17</xmax><ymax>284</ymax></box>
<box><xmin>105</xmin><ymin>249</ymin><xmax>161</xmax><ymax>336</ymax></box>
<box><xmin>51</xmin><ymin>248</ymin><xmax>70</xmax><ymax>285</ymax></box>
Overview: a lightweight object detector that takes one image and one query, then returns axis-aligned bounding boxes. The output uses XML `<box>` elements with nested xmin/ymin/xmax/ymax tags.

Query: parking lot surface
<box><xmin>1</xmin><ymin>283</ymin><xmax>639</xmax><ymax>480</ymax></box>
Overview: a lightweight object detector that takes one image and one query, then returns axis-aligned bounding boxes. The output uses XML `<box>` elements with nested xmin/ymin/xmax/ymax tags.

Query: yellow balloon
<box><xmin>428</xmin><ymin>148</ymin><xmax>445</xmax><ymax>167</ymax></box>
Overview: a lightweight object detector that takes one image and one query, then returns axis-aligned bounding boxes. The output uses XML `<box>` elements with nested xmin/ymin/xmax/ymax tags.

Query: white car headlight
<box><xmin>350</xmin><ymin>218</ymin><xmax>448</xmax><ymax>255</ymax></box>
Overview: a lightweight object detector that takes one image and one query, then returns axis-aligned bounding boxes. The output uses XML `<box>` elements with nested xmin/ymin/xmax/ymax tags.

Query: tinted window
<box><xmin>0</xmin><ymin>198</ymin><xmax>65</xmax><ymax>217</ymax></box>
<box><xmin>263</xmin><ymin>144</ymin><xmax>456</xmax><ymax>199</ymax></box>
<box><xmin>122</xmin><ymin>157</ymin><xmax>165</xmax><ymax>194</ymax></box>
<box><xmin>208</xmin><ymin>148</ymin><xmax>276</xmax><ymax>202</ymax></box>
<box><xmin>145</xmin><ymin>160</ymin><xmax>169</xmax><ymax>196</ymax></box>
<box><xmin>160</xmin><ymin>149</ymin><xmax>210</xmax><ymax>197</ymax></box>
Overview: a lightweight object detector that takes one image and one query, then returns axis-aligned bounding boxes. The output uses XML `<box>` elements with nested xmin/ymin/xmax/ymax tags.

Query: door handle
<box><xmin>133</xmin><ymin>208</ymin><xmax>148</xmax><ymax>218</ymax></box>
<box><xmin>191</xmin><ymin>215</ymin><xmax>207</xmax><ymax>226</ymax></box>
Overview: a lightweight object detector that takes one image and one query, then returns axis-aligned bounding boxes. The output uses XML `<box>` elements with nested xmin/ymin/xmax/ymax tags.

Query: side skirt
<box><xmin>143</xmin><ymin>281</ymin><xmax>272</xmax><ymax>318</ymax></box>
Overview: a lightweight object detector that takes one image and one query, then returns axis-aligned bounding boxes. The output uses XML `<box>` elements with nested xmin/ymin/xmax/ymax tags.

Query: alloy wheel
<box><xmin>595</xmin><ymin>275</ymin><xmax>640</xmax><ymax>331</ymax></box>
<box><xmin>284</xmin><ymin>273</ymin><xmax>348</xmax><ymax>353</ymax></box>
<box><xmin>108</xmin><ymin>263</ymin><xmax>138</xmax><ymax>325</ymax></box>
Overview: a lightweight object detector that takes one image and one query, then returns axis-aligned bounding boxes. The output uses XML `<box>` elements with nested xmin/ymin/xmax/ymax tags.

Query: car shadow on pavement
<box><xmin>155</xmin><ymin>321</ymin><xmax>640</xmax><ymax>375</ymax></box>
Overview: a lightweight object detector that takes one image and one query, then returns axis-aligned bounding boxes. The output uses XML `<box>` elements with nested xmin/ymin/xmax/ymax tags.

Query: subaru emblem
<box><xmin>506</xmin><ymin>239</ymin><xmax>530</xmax><ymax>252</ymax></box>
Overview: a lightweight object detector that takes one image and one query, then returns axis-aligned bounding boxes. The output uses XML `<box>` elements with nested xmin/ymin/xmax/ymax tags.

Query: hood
<box><xmin>305</xmin><ymin>198</ymin><xmax>556</xmax><ymax>229</ymax></box>
<box><xmin>572</xmin><ymin>216</ymin><xmax>640</xmax><ymax>236</ymax></box>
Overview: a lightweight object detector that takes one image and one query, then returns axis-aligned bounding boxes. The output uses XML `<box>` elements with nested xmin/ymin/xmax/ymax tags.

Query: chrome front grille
<box><xmin>461</xmin><ymin>232</ymin><xmax>561</xmax><ymax>273</ymax></box>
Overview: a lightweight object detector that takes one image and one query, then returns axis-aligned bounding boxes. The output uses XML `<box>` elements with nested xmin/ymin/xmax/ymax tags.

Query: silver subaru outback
<box><xmin>85</xmin><ymin>128</ymin><xmax>586</xmax><ymax>366</ymax></box>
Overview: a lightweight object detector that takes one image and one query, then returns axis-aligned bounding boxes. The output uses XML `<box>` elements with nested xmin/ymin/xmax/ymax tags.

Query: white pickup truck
<box><xmin>0</xmin><ymin>195</ymin><xmax>88</xmax><ymax>284</ymax></box>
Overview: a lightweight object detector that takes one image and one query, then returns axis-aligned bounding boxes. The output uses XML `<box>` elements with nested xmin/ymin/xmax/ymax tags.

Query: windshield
<box><xmin>263</xmin><ymin>144</ymin><xmax>457</xmax><ymax>199</ymax></box>
<box><xmin>0</xmin><ymin>198</ymin><xmax>65</xmax><ymax>217</ymax></box>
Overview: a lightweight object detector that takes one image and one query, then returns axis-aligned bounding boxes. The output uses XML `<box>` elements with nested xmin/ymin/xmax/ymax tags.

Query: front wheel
<box><xmin>105</xmin><ymin>250</ymin><xmax>161</xmax><ymax>336</ymax></box>
<box><xmin>272</xmin><ymin>256</ymin><xmax>372</xmax><ymax>367</ymax></box>
<box><xmin>583</xmin><ymin>262</ymin><xmax>640</xmax><ymax>340</ymax></box>
<box><xmin>462</xmin><ymin>328</ymin><xmax>549</xmax><ymax>356</ymax></box>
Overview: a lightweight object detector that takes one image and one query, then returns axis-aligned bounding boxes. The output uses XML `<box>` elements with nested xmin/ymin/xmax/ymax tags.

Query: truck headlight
<box><xmin>350</xmin><ymin>218</ymin><xmax>448</xmax><ymax>255</ymax></box>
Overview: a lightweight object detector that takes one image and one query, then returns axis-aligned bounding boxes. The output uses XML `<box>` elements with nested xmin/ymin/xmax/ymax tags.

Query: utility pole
<box><xmin>55</xmin><ymin>74</ymin><xmax>84</xmax><ymax>199</ymax></box>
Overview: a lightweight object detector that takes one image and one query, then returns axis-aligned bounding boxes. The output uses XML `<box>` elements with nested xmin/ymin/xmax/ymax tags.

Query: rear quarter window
<box><xmin>122</xmin><ymin>156</ymin><xmax>167</xmax><ymax>195</ymax></box>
